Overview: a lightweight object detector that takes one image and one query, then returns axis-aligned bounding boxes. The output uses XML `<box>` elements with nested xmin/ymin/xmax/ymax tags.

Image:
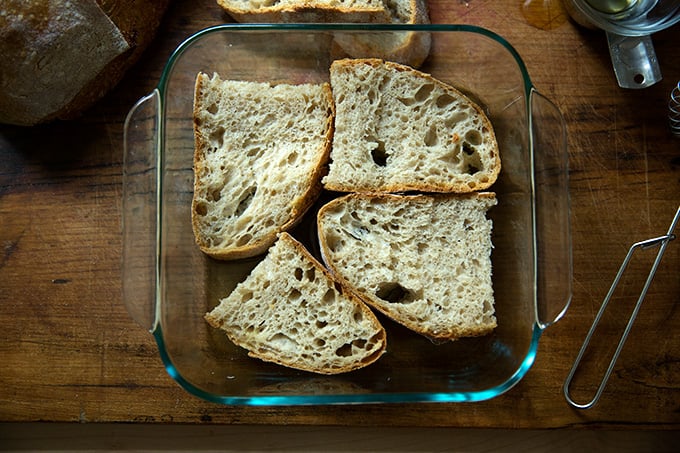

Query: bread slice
<box><xmin>333</xmin><ymin>0</ymin><xmax>432</xmax><ymax>68</ymax></box>
<box><xmin>217</xmin><ymin>0</ymin><xmax>391</xmax><ymax>23</ymax></box>
<box><xmin>323</xmin><ymin>59</ymin><xmax>500</xmax><ymax>193</ymax></box>
<box><xmin>205</xmin><ymin>232</ymin><xmax>387</xmax><ymax>374</ymax></box>
<box><xmin>192</xmin><ymin>73</ymin><xmax>334</xmax><ymax>260</ymax></box>
<box><xmin>317</xmin><ymin>192</ymin><xmax>497</xmax><ymax>342</ymax></box>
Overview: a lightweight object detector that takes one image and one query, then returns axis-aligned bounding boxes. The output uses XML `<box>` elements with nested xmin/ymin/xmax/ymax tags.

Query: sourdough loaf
<box><xmin>0</xmin><ymin>0</ymin><xmax>168</xmax><ymax>126</ymax></box>
<box><xmin>323</xmin><ymin>58</ymin><xmax>500</xmax><ymax>193</ymax></box>
<box><xmin>317</xmin><ymin>192</ymin><xmax>497</xmax><ymax>342</ymax></box>
<box><xmin>205</xmin><ymin>232</ymin><xmax>387</xmax><ymax>374</ymax></box>
<box><xmin>192</xmin><ymin>73</ymin><xmax>334</xmax><ymax>260</ymax></box>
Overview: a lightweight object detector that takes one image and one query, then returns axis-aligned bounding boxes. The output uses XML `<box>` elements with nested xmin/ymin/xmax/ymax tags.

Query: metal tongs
<box><xmin>564</xmin><ymin>206</ymin><xmax>680</xmax><ymax>409</ymax></box>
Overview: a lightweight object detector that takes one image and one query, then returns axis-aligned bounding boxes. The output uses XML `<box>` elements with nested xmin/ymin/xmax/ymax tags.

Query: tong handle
<box><xmin>563</xmin><ymin>206</ymin><xmax>679</xmax><ymax>409</ymax></box>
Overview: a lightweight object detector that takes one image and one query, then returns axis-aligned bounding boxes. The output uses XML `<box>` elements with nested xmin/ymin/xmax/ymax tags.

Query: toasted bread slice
<box><xmin>323</xmin><ymin>59</ymin><xmax>500</xmax><ymax>193</ymax></box>
<box><xmin>317</xmin><ymin>192</ymin><xmax>497</xmax><ymax>342</ymax></box>
<box><xmin>205</xmin><ymin>233</ymin><xmax>387</xmax><ymax>374</ymax></box>
<box><xmin>192</xmin><ymin>73</ymin><xmax>333</xmax><ymax>260</ymax></box>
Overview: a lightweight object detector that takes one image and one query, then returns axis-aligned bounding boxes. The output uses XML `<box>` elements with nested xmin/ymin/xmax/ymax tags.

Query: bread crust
<box><xmin>0</xmin><ymin>0</ymin><xmax>168</xmax><ymax>126</ymax></box>
<box><xmin>317</xmin><ymin>192</ymin><xmax>498</xmax><ymax>342</ymax></box>
<box><xmin>205</xmin><ymin>233</ymin><xmax>387</xmax><ymax>374</ymax></box>
<box><xmin>191</xmin><ymin>74</ymin><xmax>334</xmax><ymax>260</ymax></box>
<box><xmin>324</xmin><ymin>58</ymin><xmax>501</xmax><ymax>194</ymax></box>
<box><xmin>217</xmin><ymin>0</ymin><xmax>391</xmax><ymax>23</ymax></box>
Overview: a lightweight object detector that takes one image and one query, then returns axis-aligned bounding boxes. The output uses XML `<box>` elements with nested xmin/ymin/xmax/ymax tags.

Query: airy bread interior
<box><xmin>205</xmin><ymin>233</ymin><xmax>387</xmax><ymax>374</ymax></box>
<box><xmin>198</xmin><ymin>57</ymin><xmax>501</xmax><ymax>372</ymax></box>
<box><xmin>192</xmin><ymin>73</ymin><xmax>333</xmax><ymax>260</ymax></box>
<box><xmin>323</xmin><ymin>58</ymin><xmax>500</xmax><ymax>193</ymax></box>
<box><xmin>317</xmin><ymin>192</ymin><xmax>497</xmax><ymax>341</ymax></box>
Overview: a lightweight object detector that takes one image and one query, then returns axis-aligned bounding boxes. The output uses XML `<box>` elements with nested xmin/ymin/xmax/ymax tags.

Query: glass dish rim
<box><xmin>145</xmin><ymin>23</ymin><xmax>561</xmax><ymax>405</ymax></box>
<box><xmin>156</xmin><ymin>23</ymin><xmax>535</xmax><ymax>97</ymax></box>
<box><xmin>154</xmin><ymin>326</ymin><xmax>543</xmax><ymax>405</ymax></box>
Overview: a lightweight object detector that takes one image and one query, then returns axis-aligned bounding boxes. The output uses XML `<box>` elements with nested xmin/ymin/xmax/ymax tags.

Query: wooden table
<box><xmin>1</xmin><ymin>0</ymin><xmax>679</xmax><ymax>430</ymax></box>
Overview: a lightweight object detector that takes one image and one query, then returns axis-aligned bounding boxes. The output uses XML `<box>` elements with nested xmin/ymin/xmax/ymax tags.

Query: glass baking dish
<box><xmin>122</xmin><ymin>23</ymin><xmax>572</xmax><ymax>405</ymax></box>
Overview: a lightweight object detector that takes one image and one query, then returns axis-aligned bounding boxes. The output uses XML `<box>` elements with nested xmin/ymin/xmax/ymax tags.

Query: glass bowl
<box><xmin>123</xmin><ymin>24</ymin><xmax>572</xmax><ymax>405</ymax></box>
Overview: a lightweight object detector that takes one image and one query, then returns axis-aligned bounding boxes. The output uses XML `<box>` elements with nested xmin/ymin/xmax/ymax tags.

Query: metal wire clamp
<box><xmin>564</xmin><ymin>206</ymin><xmax>680</xmax><ymax>409</ymax></box>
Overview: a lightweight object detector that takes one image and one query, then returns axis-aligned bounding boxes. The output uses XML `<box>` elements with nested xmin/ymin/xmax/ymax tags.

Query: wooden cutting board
<box><xmin>0</xmin><ymin>0</ymin><xmax>678</xmax><ymax>428</ymax></box>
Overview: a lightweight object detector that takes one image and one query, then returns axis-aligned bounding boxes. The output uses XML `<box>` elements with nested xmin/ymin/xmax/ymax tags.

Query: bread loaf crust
<box><xmin>0</xmin><ymin>0</ymin><xmax>168</xmax><ymax>126</ymax></box>
<box><xmin>64</xmin><ymin>0</ymin><xmax>169</xmax><ymax>120</ymax></box>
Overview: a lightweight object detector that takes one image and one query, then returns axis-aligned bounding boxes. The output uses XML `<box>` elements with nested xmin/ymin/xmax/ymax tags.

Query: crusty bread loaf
<box><xmin>217</xmin><ymin>0</ymin><xmax>391</xmax><ymax>22</ymax></box>
<box><xmin>333</xmin><ymin>0</ymin><xmax>432</xmax><ymax>68</ymax></box>
<box><xmin>0</xmin><ymin>0</ymin><xmax>168</xmax><ymax>126</ymax></box>
<box><xmin>192</xmin><ymin>73</ymin><xmax>334</xmax><ymax>260</ymax></box>
<box><xmin>317</xmin><ymin>192</ymin><xmax>497</xmax><ymax>342</ymax></box>
<box><xmin>323</xmin><ymin>58</ymin><xmax>500</xmax><ymax>193</ymax></box>
<box><xmin>205</xmin><ymin>232</ymin><xmax>387</xmax><ymax>374</ymax></box>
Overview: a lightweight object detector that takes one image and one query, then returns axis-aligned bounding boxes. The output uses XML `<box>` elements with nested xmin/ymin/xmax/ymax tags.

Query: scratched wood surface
<box><xmin>0</xmin><ymin>0</ymin><xmax>679</xmax><ymax>428</ymax></box>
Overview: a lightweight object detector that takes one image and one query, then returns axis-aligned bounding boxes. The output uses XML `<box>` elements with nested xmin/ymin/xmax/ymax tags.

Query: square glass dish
<box><xmin>123</xmin><ymin>24</ymin><xmax>572</xmax><ymax>405</ymax></box>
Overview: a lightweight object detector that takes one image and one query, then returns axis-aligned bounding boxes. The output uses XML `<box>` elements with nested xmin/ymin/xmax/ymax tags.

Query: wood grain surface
<box><xmin>1</xmin><ymin>0</ymin><xmax>679</xmax><ymax>430</ymax></box>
